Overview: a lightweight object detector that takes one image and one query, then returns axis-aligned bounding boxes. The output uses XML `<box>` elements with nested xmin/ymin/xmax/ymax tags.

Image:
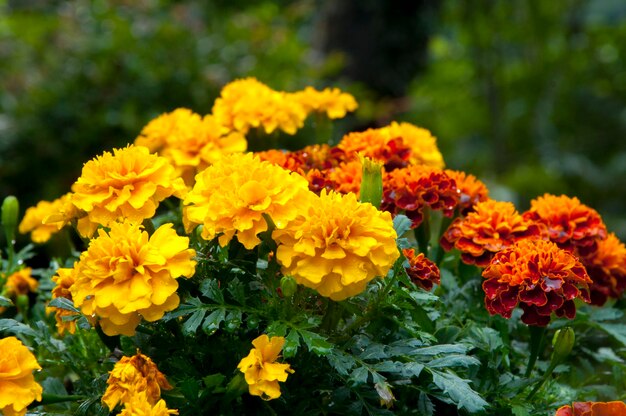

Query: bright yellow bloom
<box><xmin>0</xmin><ymin>337</ymin><xmax>43</xmax><ymax>416</ymax></box>
<box><xmin>212</xmin><ymin>78</ymin><xmax>307</xmax><ymax>135</ymax></box>
<box><xmin>291</xmin><ymin>86</ymin><xmax>358</xmax><ymax>119</ymax></box>
<box><xmin>18</xmin><ymin>193</ymin><xmax>75</xmax><ymax>243</ymax></box>
<box><xmin>47</xmin><ymin>266</ymin><xmax>85</xmax><ymax>335</ymax></box>
<box><xmin>183</xmin><ymin>153</ymin><xmax>311</xmax><ymax>249</ymax></box>
<box><xmin>135</xmin><ymin>109</ymin><xmax>247</xmax><ymax>185</ymax></box>
<box><xmin>71</xmin><ymin>145</ymin><xmax>186</xmax><ymax>237</ymax></box>
<box><xmin>119</xmin><ymin>391</ymin><xmax>178</xmax><ymax>416</ymax></box>
<box><xmin>274</xmin><ymin>190</ymin><xmax>400</xmax><ymax>300</ymax></box>
<box><xmin>70</xmin><ymin>221</ymin><xmax>196</xmax><ymax>336</ymax></box>
<box><xmin>102</xmin><ymin>353</ymin><xmax>172</xmax><ymax>411</ymax></box>
<box><xmin>3</xmin><ymin>268</ymin><xmax>38</xmax><ymax>297</ymax></box>
<box><xmin>237</xmin><ymin>334</ymin><xmax>294</xmax><ymax>400</ymax></box>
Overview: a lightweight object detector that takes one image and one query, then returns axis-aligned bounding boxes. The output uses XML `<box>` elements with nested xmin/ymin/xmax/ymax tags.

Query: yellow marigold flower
<box><xmin>381</xmin><ymin>122</ymin><xmax>444</xmax><ymax>168</ymax></box>
<box><xmin>18</xmin><ymin>193</ymin><xmax>75</xmax><ymax>243</ymax></box>
<box><xmin>273</xmin><ymin>190</ymin><xmax>400</xmax><ymax>301</ymax></box>
<box><xmin>119</xmin><ymin>391</ymin><xmax>178</xmax><ymax>416</ymax></box>
<box><xmin>102</xmin><ymin>352</ymin><xmax>172</xmax><ymax>411</ymax></box>
<box><xmin>212</xmin><ymin>77</ymin><xmax>307</xmax><ymax>135</ymax></box>
<box><xmin>583</xmin><ymin>233</ymin><xmax>626</xmax><ymax>306</ymax></box>
<box><xmin>183</xmin><ymin>153</ymin><xmax>311</xmax><ymax>250</ymax></box>
<box><xmin>290</xmin><ymin>86</ymin><xmax>358</xmax><ymax>119</ymax></box>
<box><xmin>71</xmin><ymin>145</ymin><xmax>187</xmax><ymax>237</ymax></box>
<box><xmin>70</xmin><ymin>221</ymin><xmax>196</xmax><ymax>336</ymax></box>
<box><xmin>0</xmin><ymin>336</ymin><xmax>43</xmax><ymax>416</ymax></box>
<box><xmin>3</xmin><ymin>268</ymin><xmax>38</xmax><ymax>297</ymax></box>
<box><xmin>237</xmin><ymin>334</ymin><xmax>294</xmax><ymax>400</ymax></box>
<box><xmin>46</xmin><ymin>266</ymin><xmax>88</xmax><ymax>335</ymax></box>
<box><xmin>135</xmin><ymin>109</ymin><xmax>247</xmax><ymax>185</ymax></box>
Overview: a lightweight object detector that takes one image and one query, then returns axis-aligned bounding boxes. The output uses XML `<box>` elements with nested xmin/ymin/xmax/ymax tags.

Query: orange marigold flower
<box><xmin>441</xmin><ymin>199</ymin><xmax>543</xmax><ymax>267</ymax></box>
<box><xmin>102</xmin><ymin>352</ymin><xmax>172</xmax><ymax>411</ymax></box>
<box><xmin>291</xmin><ymin>86</ymin><xmax>358</xmax><ymax>119</ymax></box>
<box><xmin>555</xmin><ymin>401</ymin><xmax>626</xmax><ymax>416</ymax></box>
<box><xmin>237</xmin><ymin>334</ymin><xmax>294</xmax><ymax>400</ymax></box>
<box><xmin>119</xmin><ymin>391</ymin><xmax>178</xmax><ymax>416</ymax></box>
<box><xmin>273</xmin><ymin>190</ymin><xmax>399</xmax><ymax>300</ymax></box>
<box><xmin>183</xmin><ymin>153</ymin><xmax>311</xmax><ymax>250</ymax></box>
<box><xmin>3</xmin><ymin>268</ymin><xmax>38</xmax><ymax>297</ymax></box>
<box><xmin>255</xmin><ymin>149</ymin><xmax>307</xmax><ymax>174</ymax></box>
<box><xmin>212</xmin><ymin>77</ymin><xmax>307</xmax><ymax>135</ymax></box>
<box><xmin>135</xmin><ymin>109</ymin><xmax>247</xmax><ymax>185</ymax></box>
<box><xmin>482</xmin><ymin>239</ymin><xmax>592</xmax><ymax>326</ymax></box>
<box><xmin>70</xmin><ymin>221</ymin><xmax>196</xmax><ymax>336</ymax></box>
<box><xmin>18</xmin><ymin>193</ymin><xmax>75</xmax><ymax>243</ymax></box>
<box><xmin>71</xmin><ymin>145</ymin><xmax>187</xmax><ymax>237</ymax></box>
<box><xmin>0</xmin><ymin>336</ymin><xmax>43</xmax><ymax>416</ymax></box>
<box><xmin>444</xmin><ymin>170</ymin><xmax>490</xmax><ymax>215</ymax></box>
<box><xmin>327</xmin><ymin>160</ymin><xmax>363</xmax><ymax>195</ymax></box>
<box><xmin>382</xmin><ymin>166</ymin><xmax>459</xmax><ymax>228</ymax></box>
<box><xmin>523</xmin><ymin>194</ymin><xmax>607</xmax><ymax>259</ymax></box>
<box><xmin>402</xmin><ymin>248</ymin><xmax>440</xmax><ymax>291</ymax></box>
<box><xmin>582</xmin><ymin>233</ymin><xmax>626</xmax><ymax>306</ymax></box>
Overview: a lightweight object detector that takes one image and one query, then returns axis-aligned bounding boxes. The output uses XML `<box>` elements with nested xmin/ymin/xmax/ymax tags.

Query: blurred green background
<box><xmin>2</xmin><ymin>0</ymin><xmax>626</xmax><ymax>242</ymax></box>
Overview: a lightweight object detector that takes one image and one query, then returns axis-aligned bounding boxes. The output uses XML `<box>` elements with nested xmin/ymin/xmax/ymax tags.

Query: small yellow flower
<box><xmin>18</xmin><ymin>193</ymin><xmax>75</xmax><ymax>243</ymax></box>
<box><xmin>274</xmin><ymin>190</ymin><xmax>399</xmax><ymax>300</ymax></box>
<box><xmin>119</xmin><ymin>391</ymin><xmax>178</xmax><ymax>416</ymax></box>
<box><xmin>3</xmin><ymin>268</ymin><xmax>38</xmax><ymax>297</ymax></box>
<box><xmin>71</xmin><ymin>145</ymin><xmax>186</xmax><ymax>237</ymax></box>
<box><xmin>70</xmin><ymin>221</ymin><xmax>196</xmax><ymax>336</ymax></box>
<box><xmin>237</xmin><ymin>334</ymin><xmax>294</xmax><ymax>400</ymax></box>
<box><xmin>102</xmin><ymin>353</ymin><xmax>172</xmax><ymax>411</ymax></box>
<box><xmin>291</xmin><ymin>86</ymin><xmax>358</xmax><ymax>119</ymax></box>
<box><xmin>0</xmin><ymin>336</ymin><xmax>43</xmax><ymax>416</ymax></box>
<box><xmin>46</xmin><ymin>266</ymin><xmax>85</xmax><ymax>335</ymax></box>
<box><xmin>183</xmin><ymin>152</ymin><xmax>311</xmax><ymax>249</ymax></box>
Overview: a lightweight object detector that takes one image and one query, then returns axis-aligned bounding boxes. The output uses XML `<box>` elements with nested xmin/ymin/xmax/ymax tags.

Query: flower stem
<box><xmin>525</xmin><ymin>325</ymin><xmax>547</xmax><ymax>377</ymax></box>
<box><xmin>321</xmin><ymin>300</ymin><xmax>342</xmax><ymax>334</ymax></box>
<box><xmin>414</xmin><ymin>209</ymin><xmax>430</xmax><ymax>257</ymax></box>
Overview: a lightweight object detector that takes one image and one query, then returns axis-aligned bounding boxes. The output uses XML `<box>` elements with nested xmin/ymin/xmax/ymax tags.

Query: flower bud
<box><xmin>280</xmin><ymin>276</ymin><xmax>298</xmax><ymax>298</ymax></box>
<box><xmin>551</xmin><ymin>327</ymin><xmax>575</xmax><ymax>365</ymax></box>
<box><xmin>1</xmin><ymin>196</ymin><xmax>19</xmax><ymax>240</ymax></box>
<box><xmin>359</xmin><ymin>156</ymin><xmax>383</xmax><ymax>208</ymax></box>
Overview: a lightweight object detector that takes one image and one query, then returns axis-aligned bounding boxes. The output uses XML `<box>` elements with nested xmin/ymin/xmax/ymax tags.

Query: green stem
<box><xmin>320</xmin><ymin>300</ymin><xmax>342</xmax><ymax>334</ymax></box>
<box><xmin>525</xmin><ymin>325</ymin><xmax>547</xmax><ymax>377</ymax></box>
<box><xmin>414</xmin><ymin>209</ymin><xmax>431</xmax><ymax>257</ymax></box>
<box><xmin>31</xmin><ymin>393</ymin><xmax>86</xmax><ymax>407</ymax></box>
<box><xmin>527</xmin><ymin>362</ymin><xmax>557</xmax><ymax>400</ymax></box>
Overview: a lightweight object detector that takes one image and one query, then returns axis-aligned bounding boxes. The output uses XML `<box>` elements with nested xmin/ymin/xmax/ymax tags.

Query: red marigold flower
<box><xmin>444</xmin><ymin>170</ymin><xmax>490</xmax><ymax>215</ymax></box>
<box><xmin>582</xmin><ymin>233</ymin><xmax>626</xmax><ymax>306</ymax></box>
<box><xmin>382</xmin><ymin>166</ymin><xmax>459</xmax><ymax>228</ymax></box>
<box><xmin>522</xmin><ymin>194</ymin><xmax>607</xmax><ymax>259</ymax></box>
<box><xmin>441</xmin><ymin>200</ymin><xmax>543</xmax><ymax>266</ymax></box>
<box><xmin>482</xmin><ymin>239</ymin><xmax>592</xmax><ymax>326</ymax></box>
<box><xmin>555</xmin><ymin>401</ymin><xmax>626</xmax><ymax>416</ymax></box>
<box><xmin>402</xmin><ymin>248</ymin><xmax>440</xmax><ymax>291</ymax></box>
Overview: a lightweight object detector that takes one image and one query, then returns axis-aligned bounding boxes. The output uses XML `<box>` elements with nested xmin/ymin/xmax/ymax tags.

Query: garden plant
<box><xmin>1</xmin><ymin>78</ymin><xmax>626</xmax><ymax>415</ymax></box>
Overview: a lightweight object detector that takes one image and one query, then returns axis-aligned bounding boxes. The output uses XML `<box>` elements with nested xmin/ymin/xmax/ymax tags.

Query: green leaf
<box><xmin>372</xmin><ymin>361</ymin><xmax>404</xmax><ymax>373</ymax></box>
<box><xmin>164</xmin><ymin>297</ymin><xmax>204</xmax><ymax>320</ymax></box>
<box><xmin>200</xmin><ymin>279</ymin><xmax>224</xmax><ymax>304</ymax></box>
<box><xmin>412</xmin><ymin>344</ymin><xmax>468</xmax><ymax>358</ymax></box>
<box><xmin>417</xmin><ymin>392</ymin><xmax>434</xmax><ymax>416</ymax></box>
<box><xmin>393</xmin><ymin>214</ymin><xmax>412</xmax><ymax>237</ymax></box>
<box><xmin>203</xmin><ymin>373</ymin><xmax>226</xmax><ymax>390</ymax></box>
<box><xmin>349</xmin><ymin>366</ymin><xmax>369</xmax><ymax>385</ymax></box>
<box><xmin>282</xmin><ymin>329</ymin><xmax>300</xmax><ymax>359</ymax></box>
<box><xmin>48</xmin><ymin>297</ymin><xmax>80</xmax><ymax>313</ymax></box>
<box><xmin>0</xmin><ymin>296</ymin><xmax>13</xmax><ymax>307</ymax></box>
<box><xmin>202</xmin><ymin>309</ymin><xmax>226</xmax><ymax>335</ymax></box>
<box><xmin>299</xmin><ymin>329</ymin><xmax>333</xmax><ymax>356</ymax></box>
<box><xmin>428</xmin><ymin>354</ymin><xmax>480</xmax><ymax>369</ymax></box>
<box><xmin>430</xmin><ymin>370</ymin><xmax>488</xmax><ymax>413</ymax></box>
<box><xmin>223</xmin><ymin>309</ymin><xmax>242</xmax><ymax>332</ymax></box>
<box><xmin>512</xmin><ymin>404</ymin><xmax>531</xmax><ymax>416</ymax></box>
<box><xmin>266</xmin><ymin>321</ymin><xmax>288</xmax><ymax>337</ymax></box>
<box><xmin>227</xmin><ymin>278</ymin><xmax>246</xmax><ymax>305</ymax></box>
<box><xmin>182</xmin><ymin>310</ymin><xmax>206</xmax><ymax>336</ymax></box>
<box><xmin>327</xmin><ymin>351</ymin><xmax>357</xmax><ymax>376</ymax></box>
<box><xmin>0</xmin><ymin>318</ymin><xmax>37</xmax><ymax>337</ymax></box>
<box><xmin>401</xmin><ymin>362</ymin><xmax>424</xmax><ymax>378</ymax></box>
<box><xmin>595</xmin><ymin>323</ymin><xmax>626</xmax><ymax>347</ymax></box>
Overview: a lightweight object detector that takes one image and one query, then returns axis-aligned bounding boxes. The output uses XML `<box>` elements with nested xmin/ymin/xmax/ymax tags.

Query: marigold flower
<box><xmin>70</xmin><ymin>221</ymin><xmax>196</xmax><ymax>336</ymax></box>
<box><xmin>381</xmin><ymin>122</ymin><xmax>444</xmax><ymax>168</ymax></box>
<box><xmin>183</xmin><ymin>153</ymin><xmax>311</xmax><ymax>250</ymax></box>
<box><xmin>402</xmin><ymin>248</ymin><xmax>440</xmax><ymax>291</ymax></box>
<box><xmin>237</xmin><ymin>334</ymin><xmax>294</xmax><ymax>400</ymax></box>
<box><xmin>274</xmin><ymin>190</ymin><xmax>399</xmax><ymax>300</ymax></box>
<box><xmin>18</xmin><ymin>193</ymin><xmax>75</xmax><ymax>243</ymax></box>
<box><xmin>47</xmin><ymin>266</ymin><xmax>83</xmax><ymax>335</ymax></box>
<box><xmin>441</xmin><ymin>199</ymin><xmax>543</xmax><ymax>267</ymax></box>
<box><xmin>135</xmin><ymin>109</ymin><xmax>247</xmax><ymax>184</ymax></box>
<box><xmin>3</xmin><ymin>268</ymin><xmax>38</xmax><ymax>297</ymax></box>
<box><xmin>582</xmin><ymin>233</ymin><xmax>626</xmax><ymax>306</ymax></box>
<box><xmin>212</xmin><ymin>78</ymin><xmax>307</xmax><ymax>135</ymax></box>
<box><xmin>0</xmin><ymin>336</ymin><xmax>43</xmax><ymax>416</ymax></box>
<box><xmin>382</xmin><ymin>165</ymin><xmax>459</xmax><ymax>228</ymax></box>
<box><xmin>482</xmin><ymin>239</ymin><xmax>592</xmax><ymax>326</ymax></box>
<box><xmin>119</xmin><ymin>391</ymin><xmax>178</xmax><ymax>416</ymax></box>
<box><xmin>444</xmin><ymin>170</ymin><xmax>490</xmax><ymax>215</ymax></box>
<box><xmin>555</xmin><ymin>401</ymin><xmax>626</xmax><ymax>416</ymax></box>
<box><xmin>102</xmin><ymin>352</ymin><xmax>172</xmax><ymax>411</ymax></box>
<box><xmin>291</xmin><ymin>86</ymin><xmax>358</xmax><ymax>119</ymax></box>
<box><xmin>327</xmin><ymin>160</ymin><xmax>363</xmax><ymax>195</ymax></box>
<box><xmin>71</xmin><ymin>145</ymin><xmax>186</xmax><ymax>237</ymax></box>
<box><xmin>523</xmin><ymin>194</ymin><xmax>607</xmax><ymax>259</ymax></box>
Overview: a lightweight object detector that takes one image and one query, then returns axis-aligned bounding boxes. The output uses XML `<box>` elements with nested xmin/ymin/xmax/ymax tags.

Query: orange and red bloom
<box><xmin>403</xmin><ymin>248</ymin><xmax>440</xmax><ymax>291</ymax></box>
<box><xmin>582</xmin><ymin>233</ymin><xmax>626</xmax><ymax>306</ymax></box>
<box><xmin>555</xmin><ymin>401</ymin><xmax>626</xmax><ymax>416</ymax></box>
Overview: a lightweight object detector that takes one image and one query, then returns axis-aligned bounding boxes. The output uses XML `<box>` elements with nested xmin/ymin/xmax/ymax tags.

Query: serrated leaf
<box><xmin>227</xmin><ymin>278</ymin><xmax>246</xmax><ymax>305</ymax></box>
<box><xmin>327</xmin><ymin>351</ymin><xmax>357</xmax><ymax>376</ymax></box>
<box><xmin>164</xmin><ymin>297</ymin><xmax>205</xmax><ymax>320</ymax></box>
<box><xmin>589</xmin><ymin>307</ymin><xmax>623</xmax><ymax>322</ymax></box>
<box><xmin>430</xmin><ymin>370</ymin><xmax>488</xmax><ymax>413</ymax></box>
<box><xmin>428</xmin><ymin>354</ymin><xmax>480</xmax><ymax>369</ymax></box>
<box><xmin>182</xmin><ymin>310</ymin><xmax>206</xmax><ymax>335</ymax></box>
<box><xmin>200</xmin><ymin>279</ymin><xmax>224</xmax><ymax>304</ymax></box>
<box><xmin>0</xmin><ymin>318</ymin><xmax>37</xmax><ymax>337</ymax></box>
<box><xmin>0</xmin><ymin>296</ymin><xmax>12</xmax><ymax>307</ymax></box>
<box><xmin>266</xmin><ymin>321</ymin><xmax>288</xmax><ymax>337</ymax></box>
<box><xmin>401</xmin><ymin>362</ymin><xmax>424</xmax><ymax>378</ymax></box>
<box><xmin>393</xmin><ymin>214</ymin><xmax>412</xmax><ymax>237</ymax></box>
<box><xmin>372</xmin><ymin>361</ymin><xmax>404</xmax><ymax>373</ymax></box>
<box><xmin>48</xmin><ymin>297</ymin><xmax>80</xmax><ymax>313</ymax></box>
<box><xmin>282</xmin><ymin>329</ymin><xmax>300</xmax><ymax>358</ymax></box>
<box><xmin>299</xmin><ymin>329</ymin><xmax>333</xmax><ymax>356</ymax></box>
<box><xmin>360</xmin><ymin>343</ymin><xmax>388</xmax><ymax>360</ymax></box>
<box><xmin>349</xmin><ymin>366</ymin><xmax>369</xmax><ymax>385</ymax></box>
<box><xmin>202</xmin><ymin>309</ymin><xmax>225</xmax><ymax>335</ymax></box>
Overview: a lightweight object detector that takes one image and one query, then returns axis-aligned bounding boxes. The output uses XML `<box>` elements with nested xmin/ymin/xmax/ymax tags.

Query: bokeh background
<box><xmin>2</xmin><ymin>0</ymin><xmax>626</xmax><ymax>243</ymax></box>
